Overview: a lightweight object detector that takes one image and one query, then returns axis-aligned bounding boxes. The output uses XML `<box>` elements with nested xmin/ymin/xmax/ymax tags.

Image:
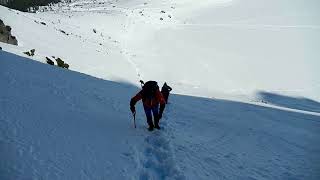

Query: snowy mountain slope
<box><xmin>120</xmin><ymin>0</ymin><xmax>320</xmax><ymax>100</ymax></box>
<box><xmin>0</xmin><ymin>5</ymin><xmax>138</xmax><ymax>82</ymax></box>
<box><xmin>1</xmin><ymin>0</ymin><xmax>320</xmax><ymax>179</ymax></box>
<box><xmin>1</xmin><ymin>51</ymin><xmax>320</xmax><ymax>179</ymax></box>
<box><xmin>0</xmin><ymin>50</ymin><xmax>141</xmax><ymax>179</ymax></box>
<box><xmin>1</xmin><ymin>0</ymin><xmax>320</xmax><ymax>101</ymax></box>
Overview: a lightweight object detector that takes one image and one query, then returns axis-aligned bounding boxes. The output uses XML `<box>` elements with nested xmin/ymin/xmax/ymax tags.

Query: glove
<box><xmin>130</xmin><ymin>106</ymin><xmax>135</xmax><ymax>114</ymax></box>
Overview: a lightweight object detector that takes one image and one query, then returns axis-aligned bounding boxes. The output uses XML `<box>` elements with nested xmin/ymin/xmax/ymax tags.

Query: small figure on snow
<box><xmin>161</xmin><ymin>82</ymin><xmax>172</xmax><ymax>104</ymax></box>
<box><xmin>130</xmin><ymin>81</ymin><xmax>166</xmax><ymax>131</ymax></box>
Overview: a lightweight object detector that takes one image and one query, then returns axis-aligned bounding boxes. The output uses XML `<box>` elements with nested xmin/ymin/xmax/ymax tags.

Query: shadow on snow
<box><xmin>257</xmin><ymin>91</ymin><xmax>320</xmax><ymax>113</ymax></box>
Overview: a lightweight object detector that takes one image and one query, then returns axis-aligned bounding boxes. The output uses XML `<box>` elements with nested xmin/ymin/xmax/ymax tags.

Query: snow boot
<box><xmin>154</xmin><ymin>116</ymin><xmax>160</xmax><ymax>130</ymax></box>
<box><xmin>154</xmin><ymin>124</ymin><xmax>160</xmax><ymax>130</ymax></box>
<box><xmin>148</xmin><ymin>126</ymin><xmax>154</xmax><ymax>131</ymax></box>
<box><xmin>147</xmin><ymin>116</ymin><xmax>154</xmax><ymax>131</ymax></box>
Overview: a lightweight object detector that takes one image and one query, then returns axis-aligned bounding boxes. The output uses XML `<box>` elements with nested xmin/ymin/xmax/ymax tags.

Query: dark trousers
<box><xmin>144</xmin><ymin>104</ymin><xmax>159</xmax><ymax>127</ymax></box>
<box><xmin>162</xmin><ymin>92</ymin><xmax>169</xmax><ymax>103</ymax></box>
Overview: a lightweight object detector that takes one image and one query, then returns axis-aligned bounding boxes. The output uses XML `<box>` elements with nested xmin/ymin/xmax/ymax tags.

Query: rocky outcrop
<box><xmin>0</xmin><ymin>19</ymin><xmax>18</xmax><ymax>45</ymax></box>
<box><xmin>3</xmin><ymin>0</ymin><xmax>61</xmax><ymax>12</ymax></box>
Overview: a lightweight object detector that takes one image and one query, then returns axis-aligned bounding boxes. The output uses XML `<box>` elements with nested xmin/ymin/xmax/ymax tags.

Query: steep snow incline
<box><xmin>1</xmin><ymin>1</ymin><xmax>320</xmax><ymax>179</ymax></box>
<box><xmin>0</xmin><ymin>50</ymin><xmax>141</xmax><ymax>179</ymax></box>
<box><xmin>1</xmin><ymin>51</ymin><xmax>320</xmax><ymax>179</ymax></box>
<box><xmin>169</xmin><ymin>95</ymin><xmax>320</xmax><ymax>179</ymax></box>
<box><xmin>1</xmin><ymin>0</ymin><xmax>320</xmax><ymax>101</ymax></box>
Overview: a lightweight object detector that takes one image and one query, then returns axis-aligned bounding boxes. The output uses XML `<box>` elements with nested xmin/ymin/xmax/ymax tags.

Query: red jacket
<box><xmin>131</xmin><ymin>89</ymin><xmax>166</xmax><ymax>108</ymax></box>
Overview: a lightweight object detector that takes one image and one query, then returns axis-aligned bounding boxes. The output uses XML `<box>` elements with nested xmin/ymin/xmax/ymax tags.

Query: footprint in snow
<box><xmin>136</xmin><ymin>134</ymin><xmax>185</xmax><ymax>180</ymax></box>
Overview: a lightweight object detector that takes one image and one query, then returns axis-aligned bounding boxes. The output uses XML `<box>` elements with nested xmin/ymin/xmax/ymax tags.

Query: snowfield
<box><xmin>1</xmin><ymin>50</ymin><xmax>320</xmax><ymax>180</ymax></box>
<box><xmin>1</xmin><ymin>0</ymin><xmax>320</xmax><ymax>179</ymax></box>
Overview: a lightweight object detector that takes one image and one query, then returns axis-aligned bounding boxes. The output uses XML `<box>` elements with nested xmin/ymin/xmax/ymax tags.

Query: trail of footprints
<box><xmin>135</xmin><ymin>115</ymin><xmax>185</xmax><ymax>180</ymax></box>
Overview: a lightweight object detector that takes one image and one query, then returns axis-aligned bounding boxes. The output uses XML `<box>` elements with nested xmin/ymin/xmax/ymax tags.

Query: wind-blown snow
<box><xmin>1</xmin><ymin>0</ymin><xmax>320</xmax><ymax>179</ymax></box>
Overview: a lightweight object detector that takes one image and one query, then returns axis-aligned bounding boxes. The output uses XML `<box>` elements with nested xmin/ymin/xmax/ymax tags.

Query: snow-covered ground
<box><xmin>1</xmin><ymin>50</ymin><xmax>320</xmax><ymax>180</ymax></box>
<box><xmin>1</xmin><ymin>0</ymin><xmax>320</xmax><ymax>100</ymax></box>
<box><xmin>1</xmin><ymin>0</ymin><xmax>320</xmax><ymax>179</ymax></box>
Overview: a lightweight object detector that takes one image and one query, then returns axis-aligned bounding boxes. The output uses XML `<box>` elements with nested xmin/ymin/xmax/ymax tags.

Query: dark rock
<box><xmin>5</xmin><ymin>25</ymin><xmax>11</xmax><ymax>32</ymax></box>
<box><xmin>30</xmin><ymin>49</ymin><xmax>35</xmax><ymax>56</ymax></box>
<box><xmin>54</xmin><ymin>57</ymin><xmax>70</xmax><ymax>69</ymax></box>
<box><xmin>55</xmin><ymin>57</ymin><xmax>65</xmax><ymax>67</ymax></box>
<box><xmin>46</xmin><ymin>57</ymin><xmax>54</xmax><ymax>65</ymax></box>
<box><xmin>59</xmin><ymin>29</ymin><xmax>69</xmax><ymax>35</ymax></box>
<box><xmin>23</xmin><ymin>49</ymin><xmax>35</xmax><ymax>56</ymax></box>
<box><xmin>0</xmin><ymin>20</ymin><xmax>18</xmax><ymax>45</ymax></box>
<box><xmin>63</xmin><ymin>63</ymin><xmax>69</xmax><ymax>69</ymax></box>
<box><xmin>23</xmin><ymin>51</ymin><xmax>31</xmax><ymax>56</ymax></box>
<box><xmin>10</xmin><ymin>36</ymin><xmax>18</xmax><ymax>45</ymax></box>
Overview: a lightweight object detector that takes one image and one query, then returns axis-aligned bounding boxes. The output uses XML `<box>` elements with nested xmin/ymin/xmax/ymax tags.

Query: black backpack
<box><xmin>141</xmin><ymin>81</ymin><xmax>159</xmax><ymax>100</ymax></box>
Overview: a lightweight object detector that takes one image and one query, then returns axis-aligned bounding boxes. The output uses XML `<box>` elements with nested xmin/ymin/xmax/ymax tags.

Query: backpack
<box><xmin>141</xmin><ymin>81</ymin><xmax>159</xmax><ymax>100</ymax></box>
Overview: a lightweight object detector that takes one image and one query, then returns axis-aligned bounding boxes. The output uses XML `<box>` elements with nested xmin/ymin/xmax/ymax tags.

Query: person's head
<box><xmin>164</xmin><ymin>82</ymin><xmax>167</xmax><ymax>86</ymax></box>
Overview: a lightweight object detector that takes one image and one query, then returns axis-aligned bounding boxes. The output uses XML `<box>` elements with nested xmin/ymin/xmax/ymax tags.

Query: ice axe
<box><xmin>133</xmin><ymin>112</ymin><xmax>136</xmax><ymax>128</ymax></box>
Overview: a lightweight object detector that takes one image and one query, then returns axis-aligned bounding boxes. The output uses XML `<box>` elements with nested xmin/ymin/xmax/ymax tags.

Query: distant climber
<box><xmin>130</xmin><ymin>81</ymin><xmax>166</xmax><ymax>131</ymax></box>
<box><xmin>161</xmin><ymin>82</ymin><xmax>172</xmax><ymax>104</ymax></box>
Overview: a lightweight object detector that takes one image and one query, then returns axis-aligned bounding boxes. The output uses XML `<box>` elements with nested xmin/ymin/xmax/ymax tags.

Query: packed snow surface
<box><xmin>1</xmin><ymin>0</ymin><xmax>320</xmax><ymax>179</ymax></box>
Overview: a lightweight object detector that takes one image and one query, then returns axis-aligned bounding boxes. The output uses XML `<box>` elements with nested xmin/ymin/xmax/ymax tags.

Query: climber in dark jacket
<box><xmin>161</xmin><ymin>82</ymin><xmax>172</xmax><ymax>104</ymax></box>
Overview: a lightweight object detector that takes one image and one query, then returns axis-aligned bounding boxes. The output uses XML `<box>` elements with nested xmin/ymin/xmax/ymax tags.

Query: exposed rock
<box><xmin>55</xmin><ymin>57</ymin><xmax>65</xmax><ymax>67</ymax></box>
<box><xmin>23</xmin><ymin>49</ymin><xmax>35</xmax><ymax>56</ymax></box>
<box><xmin>5</xmin><ymin>25</ymin><xmax>11</xmax><ymax>32</ymax></box>
<box><xmin>23</xmin><ymin>51</ymin><xmax>31</xmax><ymax>56</ymax></box>
<box><xmin>46</xmin><ymin>57</ymin><xmax>54</xmax><ymax>65</ymax></box>
<box><xmin>59</xmin><ymin>29</ymin><xmax>69</xmax><ymax>35</ymax></box>
<box><xmin>54</xmin><ymin>57</ymin><xmax>69</xmax><ymax>69</ymax></box>
<box><xmin>0</xmin><ymin>19</ymin><xmax>18</xmax><ymax>45</ymax></box>
<box><xmin>63</xmin><ymin>63</ymin><xmax>69</xmax><ymax>69</ymax></box>
<box><xmin>3</xmin><ymin>0</ymin><xmax>61</xmax><ymax>12</ymax></box>
<box><xmin>30</xmin><ymin>49</ymin><xmax>35</xmax><ymax>56</ymax></box>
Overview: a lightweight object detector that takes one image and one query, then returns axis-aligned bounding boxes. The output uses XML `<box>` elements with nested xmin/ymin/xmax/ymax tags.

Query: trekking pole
<box><xmin>133</xmin><ymin>112</ymin><xmax>136</xmax><ymax>128</ymax></box>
